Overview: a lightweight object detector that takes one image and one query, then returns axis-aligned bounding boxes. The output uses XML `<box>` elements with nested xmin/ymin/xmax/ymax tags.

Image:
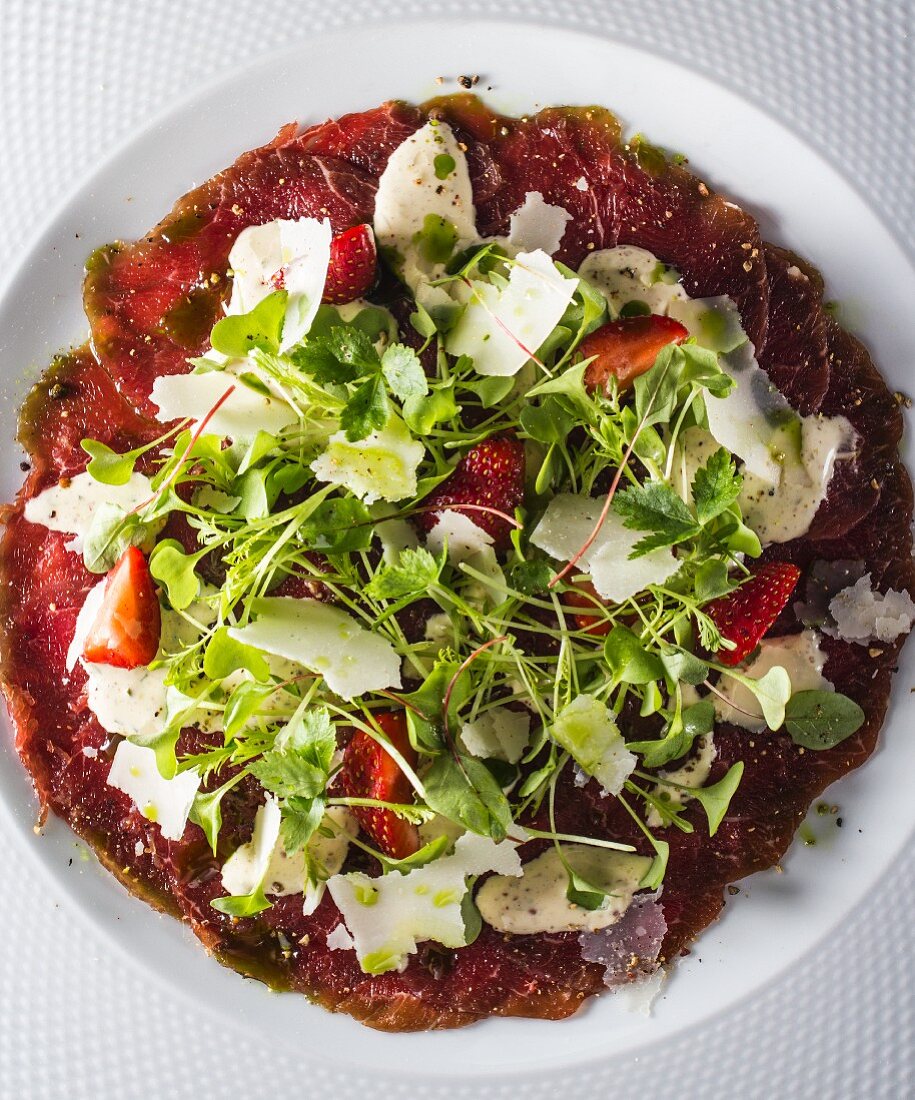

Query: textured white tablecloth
<box><xmin>0</xmin><ymin>2</ymin><xmax>912</xmax><ymax>1097</ymax></box>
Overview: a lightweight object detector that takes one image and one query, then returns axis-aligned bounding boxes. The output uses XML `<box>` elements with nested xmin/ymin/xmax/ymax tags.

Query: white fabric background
<box><xmin>0</xmin><ymin>2</ymin><xmax>912</xmax><ymax>1097</ymax></box>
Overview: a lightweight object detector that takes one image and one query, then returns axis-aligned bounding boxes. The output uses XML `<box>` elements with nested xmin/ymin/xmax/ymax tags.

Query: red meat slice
<box><xmin>757</xmin><ymin>244</ymin><xmax>830</xmax><ymax>414</ymax></box>
<box><xmin>84</xmin><ymin>125</ymin><xmax>380</xmax><ymax>413</ymax></box>
<box><xmin>428</xmin><ymin>96</ymin><xmax>770</xmax><ymax>351</ymax></box>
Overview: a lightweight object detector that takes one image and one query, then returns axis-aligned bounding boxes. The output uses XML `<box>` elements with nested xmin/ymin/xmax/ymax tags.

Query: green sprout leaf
<box><xmin>203</xmin><ymin>627</ymin><xmax>271</xmax><ymax>683</ymax></box>
<box><xmin>149</xmin><ymin>539</ymin><xmax>203</xmax><ymax>610</ymax></box>
<box><xmin>784</xmin><ymin>690</ymin><xmax>865</xmax><ymax>749</ymax></box>
<box><xmin>210</xmin><ymin>290</ymin><xmax>288</xmax><ymax>357</ymax></box>
<box><xmin>692</xmin><ymin>447</ymin><xmax>743</xmax><ymax>524</ymax></box>
<box><xmin>689</xmin><ymin>761</ymin><xmax>743</xmax><ymax>835</ymax></box>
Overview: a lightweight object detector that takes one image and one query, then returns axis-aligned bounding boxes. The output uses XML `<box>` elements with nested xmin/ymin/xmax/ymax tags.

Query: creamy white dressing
<box><xmin>24</xmin><ymin>471</ymin><xmax>153</xmax><ymax>552</ymax></box>
<box><xmin>714</xmin><ymin>629</ymin><xmax>831</xmax><ymax>732</ymax></box>
<box><xmin>739</xmin><ymin>415</ymin><xmax>856</xmax><ymax>543</ymax></box>
<box><xmin>646</xmin><ymin>734</ymin><xmax>717</xmax><ymax>828</ymax></box>
<box><xmin>475</xmin><ymin>845</ymin><xmax>651</xmax><ymax>934</ymax></box>
<box><xmin>579</xmin><ymin>246</ymin><xmax>688</xmax><ymax>317</ymax></box>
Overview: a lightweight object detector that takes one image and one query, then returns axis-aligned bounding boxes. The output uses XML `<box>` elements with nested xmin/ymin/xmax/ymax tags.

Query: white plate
<box><xmin>1</xmin><ymin>16</ymin><xmax>914</xmax><ymax>1089</ymax></box>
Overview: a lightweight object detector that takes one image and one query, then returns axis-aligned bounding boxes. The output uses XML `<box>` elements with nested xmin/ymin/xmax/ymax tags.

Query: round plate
<box><xmin>1</xmin><ymin>17</ymin><xmax>913</xmax><ymax>1084</ymax></box>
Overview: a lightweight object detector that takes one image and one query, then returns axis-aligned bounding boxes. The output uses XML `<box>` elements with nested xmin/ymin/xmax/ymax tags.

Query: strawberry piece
<box><xmin>322</xmin><ymin>224</ymin><xmax>377</xmax><ymax>305</ymax></box>
<box><xmin>82</xmin><ymin>546</ymin><xmax>162</xmax><ymax>669</ymax></box>
<box><xmin>563</xmin><ymin>580</ymin><xmax>613</xmax><ymax>637</ymax></box>
<box><xmin>340</xmin><ymin>710</ymin><xmax>420</xmax><ymax>859</ymax></box>
<box><xmin>704</xmin><ymin>562</ymin><xmax>802</xmax><ymax>666</ymax></box>
<box><xmin>414</xmin><ymin>435</ymin><xmax>526</xmax><ymax>550</ymax></box>
<box><xmin>581</xmin><ymin>314</ymin><xmax>688</xmax><ymax>394</ymax></box>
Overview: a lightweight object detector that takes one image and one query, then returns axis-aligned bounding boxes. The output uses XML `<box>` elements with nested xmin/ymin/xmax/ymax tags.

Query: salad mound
<box><xmin>1</xmin><ymin>95</ymin><xmax>913</xmax><ymax>1031</ymax></box>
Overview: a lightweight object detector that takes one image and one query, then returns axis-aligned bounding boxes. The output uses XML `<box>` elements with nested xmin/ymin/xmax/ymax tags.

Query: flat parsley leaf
<box><xmin>613</xmin><ymin>479</ymin><xmax>700</xmax><ymax>556</ymax></box>
<box><xmin>365</xmin><ymin>547</ymin><xmax>443</xmax><ymax>601</ymax></box>
<box><xmin>381</xmin><ymin>343</ymin><xmax>428</xmax><ymax>401</ymax></box>
<box><xmin>340</xmin><ymin>374</ymin><xmax>390</xmax><ymax>441</ymax></box>
<box><xmin>692</xmin><ymin>447</ymin><xmax>743</xmax><ymax>524</ymax></box>
<box><xmin>249</xmin><ymin>751</ymin><xmax>326</xmax><ymax>799</ymax></box>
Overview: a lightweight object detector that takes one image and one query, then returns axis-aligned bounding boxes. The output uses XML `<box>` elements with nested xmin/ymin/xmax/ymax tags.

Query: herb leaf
<box><xmin>340</xmin><ymin>374</ymin><xmax>390</xmax><ymax>441</ymax></box>
<box><xmin>784</xmin><ymin>690</ymin><xmax>865</xmax><ymax>749</ymax></box>
<box><xmin>381</xmin><ymin>344</ymin><xmax>428</xmax><ymax>401</ymax></box>
<box><xmin>692</xmin><ymin>447</ymin><xmax>743</xmax><ymax>524</ymax></box>
<box><xmin>210</xmin><ymin>291</ymin><xmax>288</xmax><ymax>357</ymax></box>
<box><xmin>613</xmin><ymin>479</ymin><xmax>700</xmax><ymax>556</ymax></box>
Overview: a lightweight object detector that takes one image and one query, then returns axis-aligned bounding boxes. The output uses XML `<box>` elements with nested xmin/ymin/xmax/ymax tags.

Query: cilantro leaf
<box><xmin>381</xmin><ymin>343</ymin><xmax>428</xmax><ymax>401</ymax></box>
<box><xmin>613</xmin><ymin>479</ymin><xmax>700</xmax><ymax>556</ymax></box>
<box><xmin>365</xmin><ymin>547</ymin><xmax>443</xmax><ymax>601</ymax></box>
<box><xmin>249</xmin><ymin>750</ymin><xmax>326</xmax><ymax>799</ymax></box>
<box><xmin>692</xmin><ymin>447</ymin><xmax>743</xmax><ymax>524</ymax></box>
<box><xmin>275</xmin><ymin>707</ymin><xmax>337</xmax><ymax>775</ymax></box>
<box><xmin>280</xmin><ymin>795</ymin><xmax>327</xmax><ymax>855</ymax></box>
<box><xmin>340</xmin><ymin>374</ymin><xmax>390</xmax><ymax>441</ymax></box>
<box><xmin>329</xmin><ymin>325</ymin><xmax>380</xmax><ymax>372</ymax></box>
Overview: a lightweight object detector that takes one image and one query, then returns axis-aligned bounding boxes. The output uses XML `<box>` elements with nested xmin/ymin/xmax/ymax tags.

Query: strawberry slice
<box><xmin>581</xmin><ymin>314</ymin><xmax>688</xmax><ymax>394</ymax></box>
<box><xmin>704</xmin><ymin>562</ymin><xmax>802</xmax><ymax>666</ymax></box>
<box><xmin>322</xmin><ymin>224</ymin><xmax>377</xmax><ymax>305</ymax></box>
<box><xmin>414</xmin><ymin>435</ymin><xmax>526</xmax><ymax>550</ymax></box>
<box><xmin>340</xmin><ymin>710</ymin><xmax>420</xmax><ymax>859</ymax></box>
<box><xmin>82</xmin><ymin>546</ymin><xmax>162</xmax><ymax>669</ymax></box>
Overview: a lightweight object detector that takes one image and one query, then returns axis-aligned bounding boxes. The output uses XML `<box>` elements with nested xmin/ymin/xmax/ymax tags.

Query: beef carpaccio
<box><xmin>2</xmin><ymin>95</ymin><xmax>913</xmax><ymax>1031</ymax></box>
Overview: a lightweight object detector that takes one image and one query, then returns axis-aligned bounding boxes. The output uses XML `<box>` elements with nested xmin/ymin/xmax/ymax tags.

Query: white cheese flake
<box><xmin>508</xmin><ymin>191</ymin><xmax>572</xmax><ymax>256</ymax></box>
<box><xmin>530</xmin><ymin>493</ymin><xmax>680</xmax><ymax>603</ymax></box>
<box><xmin>326</xmin><ymin>924</ymin><xmax>355</xmax><ymax>951</ymax></box>
<box><xmin>476</xmin><ymin>845</ymin><xmax>651</xmax><ymax>934</ymax></box>
<box><xmin>220</xmin><ymin>796</ymin><xmax>282</xmax><ymax>897</ymax></box>
<box><xmin>459</xmin><ymin>707</ymin><xmax>530</xmax><ymax>764</ymax></box>
<box><xmin>311</xmin><ymin>419</ymin><xmax>424</xmax><ymax>504</ymax></box>
<box><xmin>827</xmin><ymin>574</ymin><xmax>915</xmax><ymax>644</ymax></box>
<box><xmin>424</xmin><ymin>509</ymin><xmax>493</xmax><ymax>564</ymax></box>
<box><xmin>327</xmin><ymin>833</ymin><xmax>522</xmax><ymax>974</ymax></box>
<box><xmin>106</xmin><ymin>741</ymin><xmax>200</xmax><ymax>841</ymax></box>
<box><xmin>227</xmin><ymin>597</ymin><xmax>402</xmax><ymax>700</ymax></box>
<box><xmin>226</xmin><ymin>217</ymin><xmax>331</xmax><ymax>350</ymax></box>
<box><xmin>550</xmin><ymin>694</ymin><xmax>636</xmax><ymax>795</ymax></box>
<box><xmin>447</xmin><ymin>250</ymin><xmax>578</xmax><ymax>377</ymax></box>
<box><xmin>150</xmin><ymin>370</ymin><xmax>298</xmax><ymax>443</ymax></box>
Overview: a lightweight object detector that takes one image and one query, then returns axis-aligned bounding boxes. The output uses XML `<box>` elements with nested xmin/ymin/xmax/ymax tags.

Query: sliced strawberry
<box><xmin>340</xmin><ymin>710</ymin><xmax>420</xmax><ymax>859</ymax></box>
<box><xmin>414</xmin><ymin>435</ymin><xmax>526</xmax><ymax>550</ymax></box>
<box><xmin>704</xmin><ymin>562</ymin><xmax>802</xmax><ymax>666</ymax></box>
<box><xmin>563</xmin><ymin>580</ymin><xmax>613</xmax><ymax>636</ymax></box>
<box><xmin>82</xmin><ymin>546</ymin><xmax>162</xmax><ymax>669</ymax></box>
<box><xmin>581</xmin><ymin>314</ymin><xmax>688</xmax><ymax>394</ymax></box>
<box><xmin>322</xmin><ymin>224</ymin><xmax>377</xmax><ymax>305</ymax></box>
